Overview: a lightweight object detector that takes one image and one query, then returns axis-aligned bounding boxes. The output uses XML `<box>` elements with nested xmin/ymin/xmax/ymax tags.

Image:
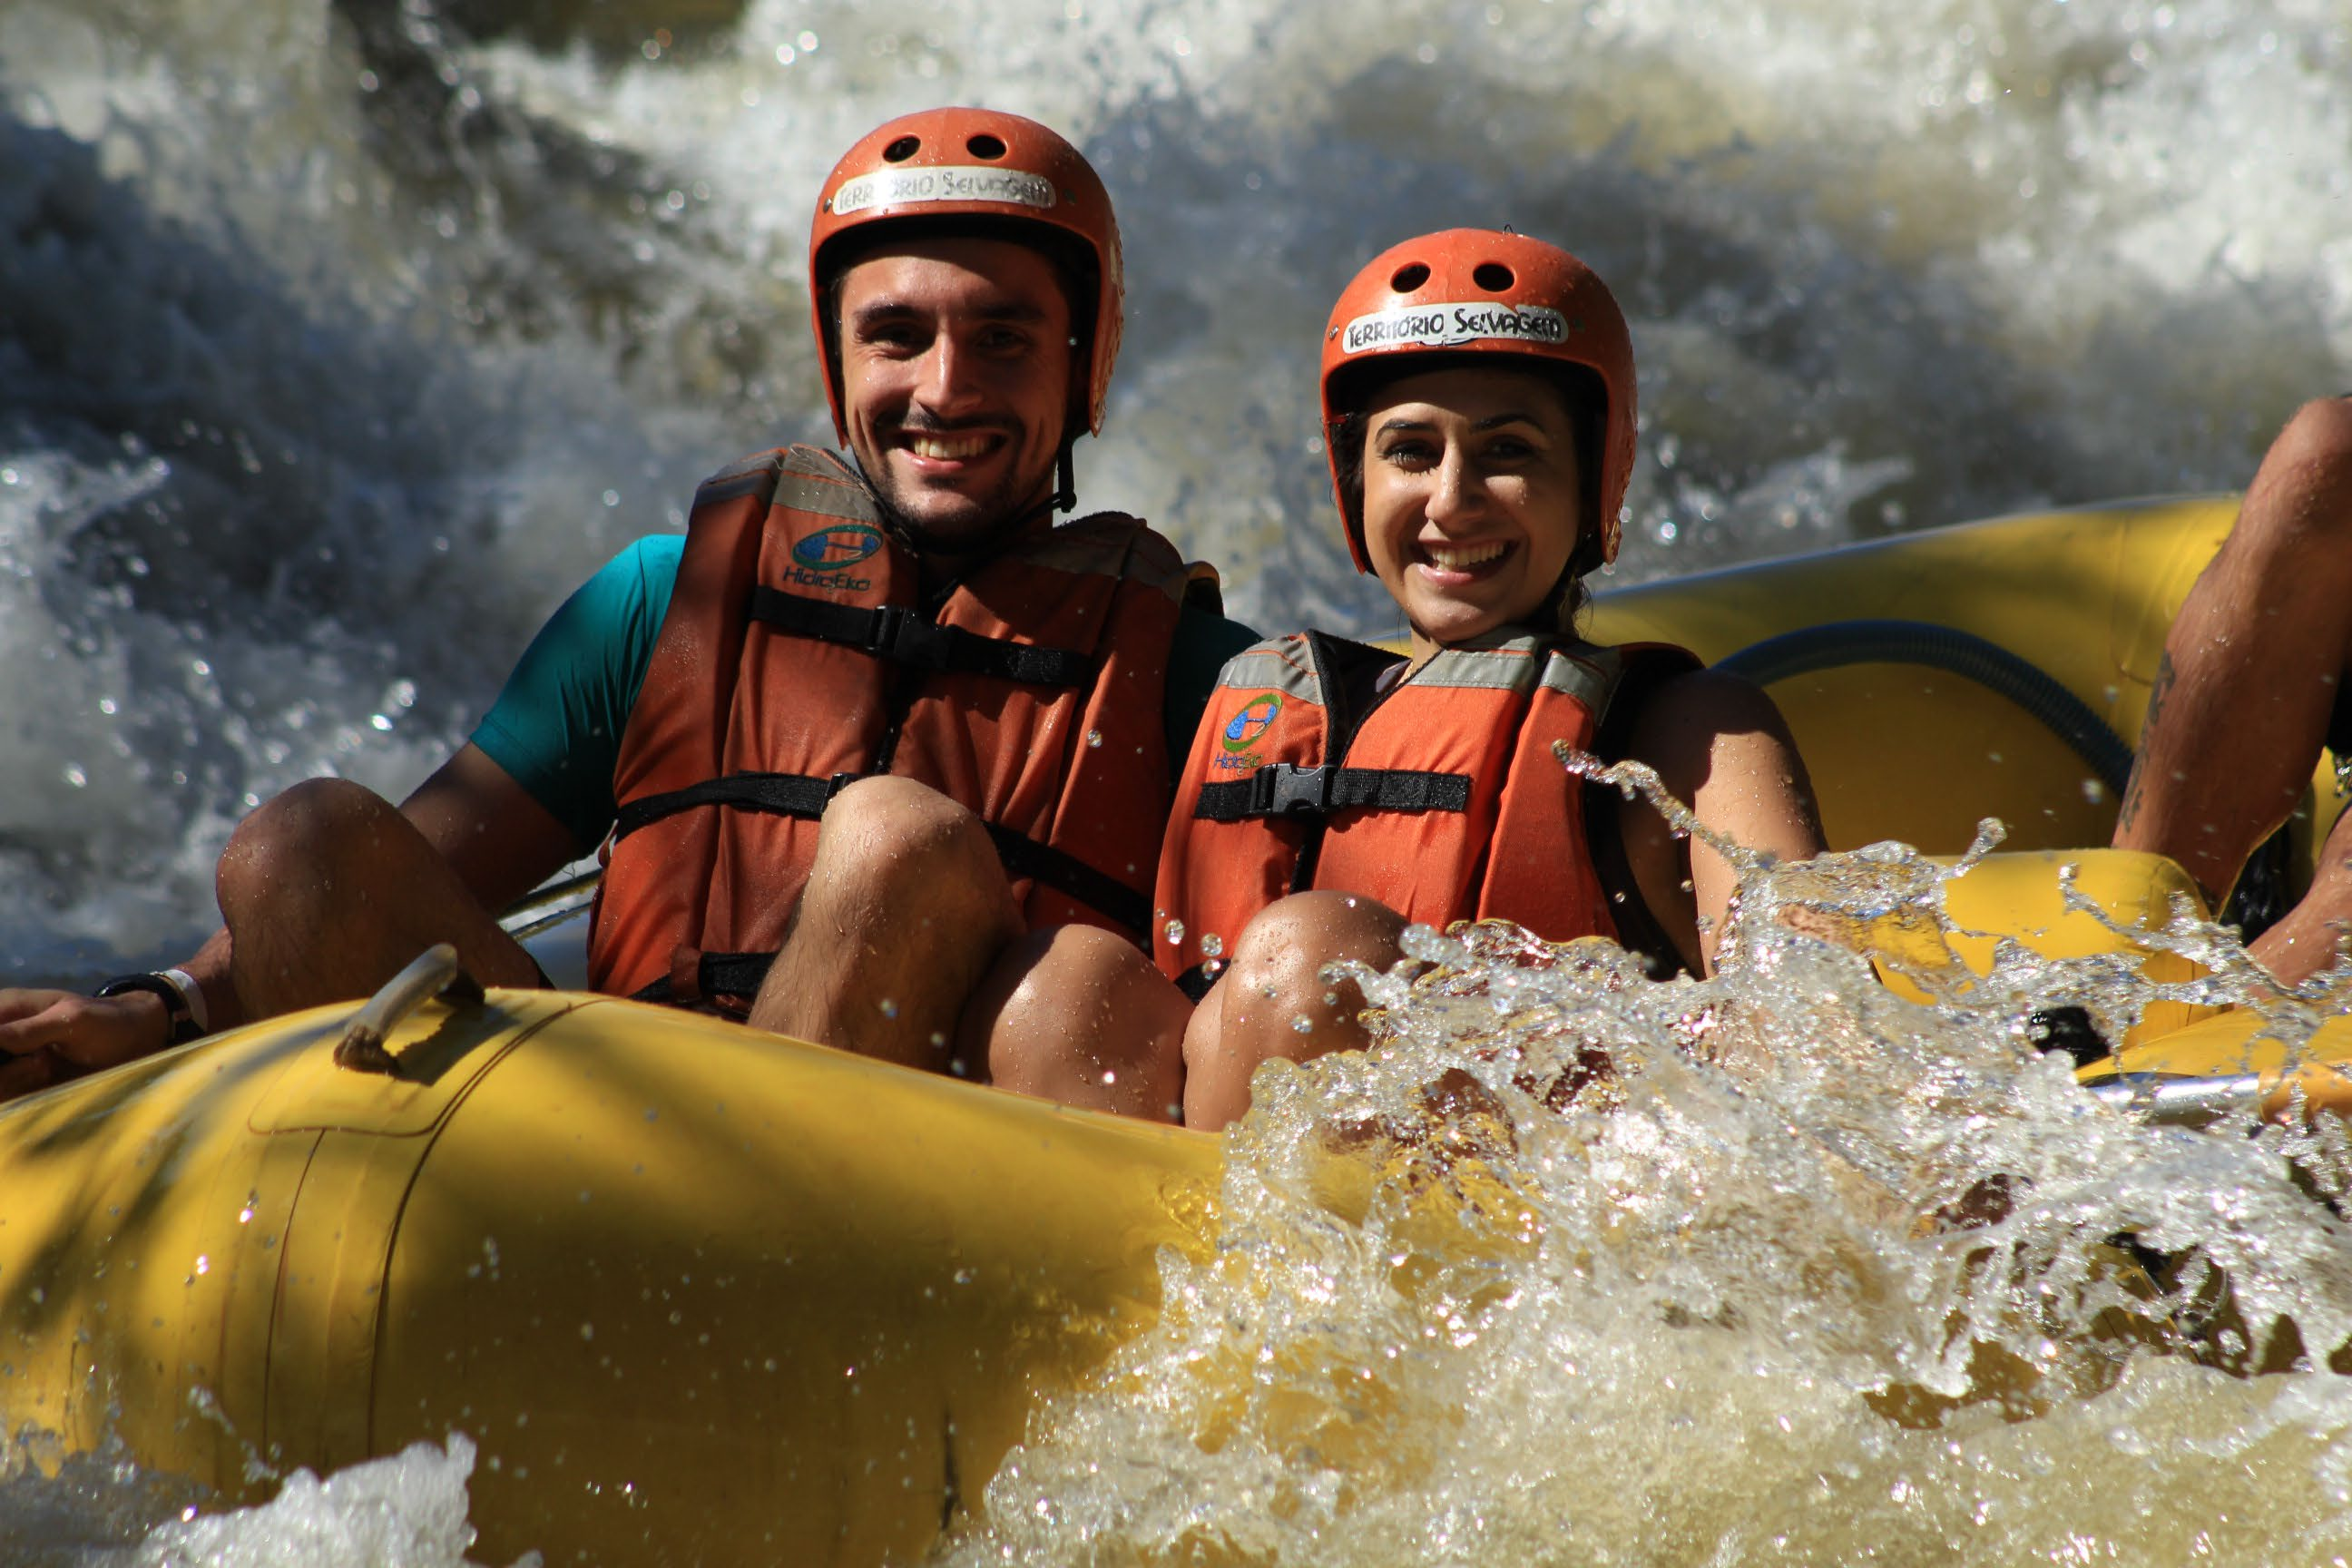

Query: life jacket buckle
<box><xmin>1259</xmin><ymin>762</ymin><xmax>1336</xmax><ymax>817</ymax></box>
<box><xmin>865</xmin><ymin>604</ymin><xmax>953</xmax><ymax>670</ymax></box>
<box><xmin>824</xmin><ymin>771</ymin><xmax>863</xmax><ymax>801</ymax></box>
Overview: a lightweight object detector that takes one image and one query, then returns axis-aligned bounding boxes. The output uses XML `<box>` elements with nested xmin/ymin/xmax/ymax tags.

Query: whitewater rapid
<box><xmin>3</xmin><ymin>0</ymin><xmax>2347</xmax><ymax>979</ymax></box>
<box><xmin>5</xmin><ymin>0</ymin><xmax>2352</xmax><ymax>1561</ymax></box>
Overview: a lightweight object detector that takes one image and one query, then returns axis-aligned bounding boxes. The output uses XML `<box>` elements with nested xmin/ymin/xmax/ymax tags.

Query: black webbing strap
<box><xmin>631</xmin><ymin>951</ymin><xmax>776</xmax><ymax>1008</ymax></box>
<box><xmin>982</xmin><ymin>823</ymin><xmax>1151</xmax><ymax>936</ymax></box>
<box><xmin>750</xmin><ymin>588</ymin><xmax>1094</xmax><ymax>687</ymax></box>
<box><xmin>612</xmin><ymin>770</ymin><xmax>846</xmax><ymax>841</ymax></box>
<box><xmin>1194</xmin><ymin>763</ymin><xmax>1471</xmax><ymax>822</ymax></box>
<box><xmin>614</xmin><ymin>769</ymin><xmax>1151</xmax><ymax>984</ymax></box>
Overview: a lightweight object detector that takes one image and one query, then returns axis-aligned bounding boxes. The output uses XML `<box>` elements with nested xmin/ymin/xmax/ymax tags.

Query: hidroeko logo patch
<box><xmin>791</xmin><ymin>524</ymin><xmax>885</xmax><ymax>572</ymax></box>
<box><xmin>1220</xmin><ymin>692</ymin><xmax>1282</xmax><ymax>758</ymax></box>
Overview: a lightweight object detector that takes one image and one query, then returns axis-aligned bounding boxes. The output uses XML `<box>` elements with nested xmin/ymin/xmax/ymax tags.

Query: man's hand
<box><xmin>0</xmin><ymin>987</ymin><xmax>171</xmax><ymax>1102</ymax></box>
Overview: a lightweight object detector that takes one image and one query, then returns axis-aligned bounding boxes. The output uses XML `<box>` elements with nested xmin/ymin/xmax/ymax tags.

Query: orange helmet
<box><xmin>1319</xmin><ymin>229</ymin><xmax>1637</xmax><ymax>571</ymax></box>
<box><xmin>808</xmin><ymin>107</ymin><xmax>1122</xmax><ymax>445</ymax></box>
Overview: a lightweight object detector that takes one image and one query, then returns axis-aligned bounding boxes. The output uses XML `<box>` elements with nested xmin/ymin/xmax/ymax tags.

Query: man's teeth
<box><xmin>1423</xmin><ymin>541</ymin><xmax>1506</xmax><ymax>569</ymax></box>
<box><xmin>910</xmin><ymin>433</ymin><xmax>992</xmax><ymax>460</ymax></box>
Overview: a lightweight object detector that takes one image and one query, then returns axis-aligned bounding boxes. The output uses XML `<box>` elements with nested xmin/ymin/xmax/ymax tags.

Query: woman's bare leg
<box><xmin>1181</xmin><ymin>890</ymin><xmax>1408</xmax><ymax>1132</ymax></box>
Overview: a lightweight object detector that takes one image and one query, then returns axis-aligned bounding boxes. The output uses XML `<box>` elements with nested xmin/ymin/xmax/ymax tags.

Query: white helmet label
<box><xmin>830</xmin><ymin>166</ymin><xmax>1056</xmax><ymax>215</ymax></box>
<box><xmin>1339</xmin><ymin>301</ymin><xmax>1568</xmax><ymax>355</ymax></box>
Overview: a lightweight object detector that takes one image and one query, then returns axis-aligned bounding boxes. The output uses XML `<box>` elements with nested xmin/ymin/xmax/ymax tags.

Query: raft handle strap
<box><xmin>335</xmin><ymin>943</ymin><xmax>485</xmax><ymax>1074</ymax></box>
<box><xmin>750</xmin><ymin>588</ymin><xmax>1094</xmax><ymax>687</ymax></box>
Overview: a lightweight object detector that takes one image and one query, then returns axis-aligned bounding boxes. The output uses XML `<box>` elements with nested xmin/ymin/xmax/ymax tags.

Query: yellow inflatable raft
<box><xmin>4</xmin><ymin>496</ymin><xmax>2347</xmax><ymax>1565</ymax></box>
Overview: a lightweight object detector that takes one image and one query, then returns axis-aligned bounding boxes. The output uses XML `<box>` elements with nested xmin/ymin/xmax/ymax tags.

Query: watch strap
<box><xmin>93</xmin><ymin>972</ymin><xmax>205</xmax><ymax>1046</ymax></box>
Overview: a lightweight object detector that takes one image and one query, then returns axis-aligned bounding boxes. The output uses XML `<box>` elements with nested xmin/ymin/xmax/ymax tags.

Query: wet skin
<box><xmin>1358</xmin><ymin>364</ymin><xmax>1583</xmax><ymax>662</ymax></box>
<box><xmin>834</xmin><ymin>235</ymin><xmax>1074</xmax><ymax>558</ymax></box>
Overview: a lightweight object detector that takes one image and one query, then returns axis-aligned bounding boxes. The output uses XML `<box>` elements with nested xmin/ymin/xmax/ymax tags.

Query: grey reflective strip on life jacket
<box><xmin>1210</xmin><ymin>642</ymin><xmax>1327</xmax><ymax>704</ymax></box>
<box><xmin>1538</xmin><ymin>643</ymin><xmax>1619</xmax><ymax>708</ymax></box>
<box><xmin>691</xmin><ymin>446</ymin><xmax>879</xmax><ymax>523</ymax></box>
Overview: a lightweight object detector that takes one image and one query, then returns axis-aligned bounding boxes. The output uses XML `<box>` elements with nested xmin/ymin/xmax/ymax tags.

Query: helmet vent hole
<box><xmin>966</xmin><ymin>132</ymin><xmax>1007</xmax><ymax>160</ymax></box>
<box><xmin>1390</xmin><ymin>262</ymin><xmax>1430</xmax><ymax>292</ymax></box>
<box><xmin>1473</xmin><ymin>261</ymin><xmax>1515</xmax><ymax>291</ymax></box>
<box><xmin>883</xmin><ymin>136</ymin><xmax>921</xmax><ymax>162</ymax></box>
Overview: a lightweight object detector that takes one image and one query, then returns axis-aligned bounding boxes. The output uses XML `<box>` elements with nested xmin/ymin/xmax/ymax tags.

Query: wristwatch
<box><xmin>93</xmin><ymin>970</ymin><xmax>208</xmax><ymax>1046</ymax></box>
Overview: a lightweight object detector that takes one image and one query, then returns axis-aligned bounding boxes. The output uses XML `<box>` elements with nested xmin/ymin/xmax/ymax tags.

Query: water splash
<box><xmin>944</xmin><ymin>811</ymin><xmax>2352</xmax><ymax>1564</ymax></box>
<box><xmin>0</xmin><ymin>1430</ymin><xmax>528</xmax><ymax>1568</ymax></box>
<box><xmin>4</xmin><ymin>0</ymin><xmax>2351</xmax><ymax>979</ymax></box>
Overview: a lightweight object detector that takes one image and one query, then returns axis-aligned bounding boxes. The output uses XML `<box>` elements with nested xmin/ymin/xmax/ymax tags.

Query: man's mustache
<box><xmin>885</xmin><ymin>411</ymin><xmax>1020</xmax><ymax>437</ymax></box>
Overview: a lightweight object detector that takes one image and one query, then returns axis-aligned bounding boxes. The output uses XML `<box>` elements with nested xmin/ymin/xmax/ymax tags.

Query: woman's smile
<box><xmin>1359</xmin><ymin>364</ymin><xmax>1585</xmax><ymax>660</ymax></box>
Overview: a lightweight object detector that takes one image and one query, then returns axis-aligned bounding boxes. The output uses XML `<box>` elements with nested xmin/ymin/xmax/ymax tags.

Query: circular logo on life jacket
<box><xmin>791</xmin><ymin>523</ymin><xmax>885</xmax><ymax>571</ymax></box>
<box><xmin>1222</xmin><ymin>692</ymin><xmax>1283</xmax><ymax>750</ymax></box>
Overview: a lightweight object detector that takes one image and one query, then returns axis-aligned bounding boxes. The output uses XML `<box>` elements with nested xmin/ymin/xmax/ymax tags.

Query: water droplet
<box><xmin>1291</xmin><ymin>1015</ymin><xmax>1315</xmax><ymax>1034</ymax></box>
<box><xmin>1086</xmin><ymin>729</ymin><xmax>1103</xmax><ymax>749</ymax></box>
<box><xmin>1163</xmin><ymin>918</ymin><xmax>1186</xmax><ymax>946</ymax></box>
<box><xmin>878</xmin><ymin>998</ymin><xmax>899</xmax><ymax>1018</ymax></box>
<box><xmin>580</xmin><ymin>1322</ymin><xmax>595</xmax><ymax>1340</ymax></box>
<box><xmin>1200</xmin><ymin>933</ymin><xmax>1224</xmax><ymax>958</ymax></box>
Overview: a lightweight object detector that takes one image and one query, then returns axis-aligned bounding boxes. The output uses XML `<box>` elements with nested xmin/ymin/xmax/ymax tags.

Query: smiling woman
<box><xmin>1355</xmin><ymin>365</ymin><xmax>1590</xmax><ymax>654</ymax></box>
<box><xmin>965</xmin><ymin>229</ymin><xmax>1828</xmax><ymax>1131</ymax></box>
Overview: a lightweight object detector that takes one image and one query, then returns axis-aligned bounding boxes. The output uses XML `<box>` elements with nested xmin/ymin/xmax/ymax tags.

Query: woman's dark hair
<box><xmin>1328</xmin><ymin>355</ymin><xmax>1612</xmax><ymax>633</ymax></box>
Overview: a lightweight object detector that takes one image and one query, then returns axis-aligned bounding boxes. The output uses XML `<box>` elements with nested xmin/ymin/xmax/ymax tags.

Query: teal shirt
<box><xmin>472</xmin><ymin>534</ymin><xmax>1259</xmax><ymax>851</ymax></box>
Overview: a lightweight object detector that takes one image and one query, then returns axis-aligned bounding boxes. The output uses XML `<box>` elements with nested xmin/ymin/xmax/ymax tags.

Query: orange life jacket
<box><xmin>589</xmin><ymin>445</ymin><xmax>1200</xmax><ymax>1008</ymax></box>
<box><xmin>1153</xmin><ymin>629</ymin><xmax>1689</xmax><ymax>987</ymax></box>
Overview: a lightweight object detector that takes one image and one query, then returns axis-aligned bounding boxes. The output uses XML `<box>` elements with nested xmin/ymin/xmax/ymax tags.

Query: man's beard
<box><xmin>859</xmin><ymin>427</ymin><xmax>1059</xmax><ymax>560</ymax></box>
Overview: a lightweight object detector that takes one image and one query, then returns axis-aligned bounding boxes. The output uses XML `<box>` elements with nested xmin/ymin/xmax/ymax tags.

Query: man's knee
<box><xmin>815</xmin><ymin>776</ymin><xmax>1004</xmax><ymax>907</ymax></box>
<box><xmin>2250</xmin><ymin>397</ymin><xmax>2352</xmax><ymax>537</ymax></box>
<box><xmin>218</xmin><ymin>777</ymin><xmax>399</xmax><ymax>919</ymax></box>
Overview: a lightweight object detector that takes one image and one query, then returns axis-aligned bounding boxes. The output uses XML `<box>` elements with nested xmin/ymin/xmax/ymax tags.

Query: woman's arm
<box><xmin>1615</xmin><ymin>668</ymin><xmax>1826</xmax><ymax>975</ymax></box>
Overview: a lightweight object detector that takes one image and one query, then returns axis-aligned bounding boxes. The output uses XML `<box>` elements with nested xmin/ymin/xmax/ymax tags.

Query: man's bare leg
<box><xmin>2115</xmin><ymin>397</ymin><xmax>2352</xmax><ymax>927</ymax></box>
<box><xmin>956</xmin><ymin>926</ymin><xmax>1190</xmax><ymax>1120</ymax></box>
<box><xmin>218</xmin><ymin>777</ymin><xmax>544</xmax><ymax>1017</ymax></box>
<box><xmin>2247</xmin><ymin>802</ymin><xmax>2352</xmax><ymax>985</ymax></box>
<box><xmin>748</xmin><ymin>777</ymin><xmax>1021</xmax><ymax>1068</ymax></box>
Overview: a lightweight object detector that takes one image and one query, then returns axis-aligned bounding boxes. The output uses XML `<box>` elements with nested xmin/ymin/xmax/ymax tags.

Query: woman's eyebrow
<box><xmin>1372</xmin><ymin>409</ymin><xmax>1545</xmax><ymax>436</ymax></box>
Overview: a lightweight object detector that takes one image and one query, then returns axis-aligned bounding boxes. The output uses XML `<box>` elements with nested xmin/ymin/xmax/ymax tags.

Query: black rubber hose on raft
<box><xmin>1712</xmin><ymin>617</ymin><xmax>2137</xmax><ymax>799</ymax></box>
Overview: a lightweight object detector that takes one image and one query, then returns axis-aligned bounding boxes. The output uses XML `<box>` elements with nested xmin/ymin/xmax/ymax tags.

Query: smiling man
<box><xmin>0</xmin><ymin>110</ymin><xmax>1255</xmax><ymax>1112</ymax></box>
